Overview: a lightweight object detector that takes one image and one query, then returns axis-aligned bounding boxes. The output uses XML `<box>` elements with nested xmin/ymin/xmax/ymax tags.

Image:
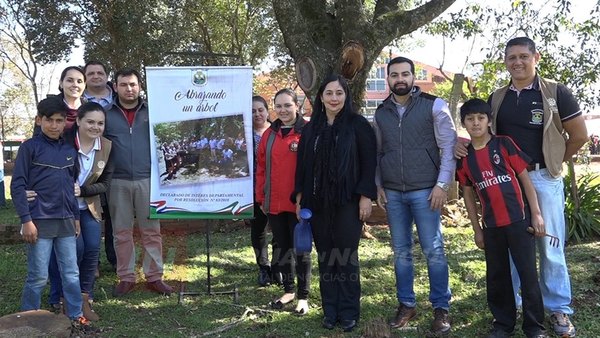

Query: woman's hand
<box><xmin>75</xmin><ymin>220</ymin><xmax>81</xmax><ymax>237</ymax></box>
<box><xmin>359</xmin><ymin>195</ymin><xmax>372</xmax><ymax>222</ymax></box>
<box><xmin>74</xmin><ymin>183</ymin><xmax>81</xmax><ymax>197</ymax></box>
<box><xmin>25</xmin><ymin>190</ymin><xmax>37</xmax><ymax>202</ymax></box>
<box><xmin>295</xmin><ymin>193</ymin><xmax>302</xmax><ymax>220</ymax></box>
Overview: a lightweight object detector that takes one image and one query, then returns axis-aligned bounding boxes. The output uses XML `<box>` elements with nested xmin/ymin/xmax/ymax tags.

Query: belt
<box><xmin>526</xmin><ymin>163</ymin><xmax>546</xmax><ymax>172</ymax></box>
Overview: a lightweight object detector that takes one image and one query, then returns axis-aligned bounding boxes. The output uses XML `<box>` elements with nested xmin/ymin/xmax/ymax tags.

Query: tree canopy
<box><xmin>425</xmin><ymin>1</ymin><xmax>600</xmax><ymax>108</ymax></box>
<box><xmin>272</xmin><ymin>0</ymin><xmax>457</xmax><ymax>106</ymax></box>
<box><xmin>2</xmin><ymin>0</ymin><xmax>600</xmax><ymax>124</ymax></box>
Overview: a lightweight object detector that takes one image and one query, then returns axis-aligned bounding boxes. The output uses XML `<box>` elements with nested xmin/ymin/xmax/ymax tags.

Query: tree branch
<box><xmin>373</xmin><ymin>0</ymin><xmax>399</xmax><ymax>21</ymax></box>
<box><xmin>373</xmin><ymin>0</ymin><xmax>456</xmax><ymax>43</ymax></box>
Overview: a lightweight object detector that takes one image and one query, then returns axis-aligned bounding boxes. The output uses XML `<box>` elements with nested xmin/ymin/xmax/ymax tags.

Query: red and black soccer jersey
<box><xmin>456</xmin><ymin>135</ymin><xmax>531</xmax><ymax>228</ymax></box>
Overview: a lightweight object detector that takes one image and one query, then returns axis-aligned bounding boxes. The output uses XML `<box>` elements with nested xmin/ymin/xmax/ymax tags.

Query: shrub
<box><xmin>564</xmin><ymin>169</ymin><xmax>600</xmax><ymax>242</ymax></box>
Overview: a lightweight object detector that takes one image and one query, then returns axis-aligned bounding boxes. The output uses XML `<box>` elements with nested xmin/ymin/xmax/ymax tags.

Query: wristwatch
<box><xmin>436</xmin><ymin>181</ymin><xmax>449</xmax><ymax>192</ymax></box>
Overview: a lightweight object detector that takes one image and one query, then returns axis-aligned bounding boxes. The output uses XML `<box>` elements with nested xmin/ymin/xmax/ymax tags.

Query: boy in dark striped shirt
<box><xmin>456</xmin><ymin>98</ymin><xmax>548</xmax><ymax>338</ymax></box>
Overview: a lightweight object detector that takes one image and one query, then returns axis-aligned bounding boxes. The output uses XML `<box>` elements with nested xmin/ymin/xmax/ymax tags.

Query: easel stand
<box><xmin>177</xmin><ymin>220</ymin><xmax>239</xmax><ymax>304</ymax></box>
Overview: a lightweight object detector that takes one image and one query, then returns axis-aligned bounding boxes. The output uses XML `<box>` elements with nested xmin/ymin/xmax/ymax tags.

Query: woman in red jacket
<box><xmin>255</xmin><ymin>88</ymin><xmax>311</xmax><ymax>315</ymax></box>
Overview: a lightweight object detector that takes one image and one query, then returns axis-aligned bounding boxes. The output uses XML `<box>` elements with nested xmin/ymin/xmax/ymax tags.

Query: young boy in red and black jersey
<box><xmin>456</xmin><ymin>98</ymin><xmax>548</xmax><ymax>338</ymax></box>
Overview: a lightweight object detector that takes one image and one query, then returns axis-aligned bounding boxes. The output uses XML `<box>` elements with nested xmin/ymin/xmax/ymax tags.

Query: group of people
<box><xmin>10</xmin><ymin>36</ymin><xmax>586</xmax><ymax>337</ymax></box>
<box><xmin>589</xmin><ymin>134</ymin><xmax>599</xmax><ymax>155</ymax></box>
<box><xmin>11</xmin><ymin>62</ymin><xmax>173</xmax><ymax>333</ymax></box>
<box><xmin>251</xmin><ymin>37</ymin><xmax>585</xmax><ymax>338</ymax></box>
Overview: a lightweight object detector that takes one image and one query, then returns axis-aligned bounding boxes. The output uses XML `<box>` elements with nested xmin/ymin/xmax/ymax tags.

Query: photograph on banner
<box><xmin>155</xmin><ymin>115</ymin><xmax>249</xmax><ymax>186</ymax></box>
<box><xmin>146</xmin><ymin>66</ymin><xmax>254</xmax><ymax>219</ymax></box>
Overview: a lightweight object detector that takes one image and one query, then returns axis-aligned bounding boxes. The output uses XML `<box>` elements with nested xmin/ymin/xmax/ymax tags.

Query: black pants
<box><xmin>484</xmin><ymin>219</ymin><xmax>545</xmax><ymax>337</ymax></box>
<box><xmin>312</xmin><ymin>201</ymin><xmax>362</xmax><ymax>321</ymax></box>
<box><xmin>101</xmin><ymin>193</ymin><xmax>117</xmax><ymax>266</ymax></box>
<box><xmin>269</xmin><ymin>211</ymin><xmax>311</xmax><ymax>299</ymax></box>
<box><xmin>250</xmin><ymin>202</ymin><xmax>278</xmax><ymax>269</ymax></box>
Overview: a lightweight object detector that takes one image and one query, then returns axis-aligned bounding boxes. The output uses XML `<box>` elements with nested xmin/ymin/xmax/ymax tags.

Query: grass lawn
<box><xmin>1</xmin><ymin>220</ymin><xmax>599</xmax><ymax>337</ymax></box>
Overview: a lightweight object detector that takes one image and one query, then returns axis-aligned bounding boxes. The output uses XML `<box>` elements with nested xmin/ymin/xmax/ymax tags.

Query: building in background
<box><xmin>254</xmin><ymin>57</ymin><xmax>453</xmax><ymax>122</ymax></box>
<box><xmin>362</xmin><ymin>57</ymin><xmax>453</xmax><ymax>121</ymax></box>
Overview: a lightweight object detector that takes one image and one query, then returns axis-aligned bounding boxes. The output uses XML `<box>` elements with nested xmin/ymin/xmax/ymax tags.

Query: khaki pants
<box><xmin>109</xmin><ymin>178</ymin><xmax>163</xmax><ymax>283</ymax></box>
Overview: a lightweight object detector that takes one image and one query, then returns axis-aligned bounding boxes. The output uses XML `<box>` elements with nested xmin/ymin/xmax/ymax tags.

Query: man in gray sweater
<box><xmin>374</xmin><ymin>56</ymin><xmax>456</xmax><ymax>336</ymax></box>
<box><xmin>105</xmin><ymin>68</ymin><xmax>173</xmax><ymax>297</ymax></box>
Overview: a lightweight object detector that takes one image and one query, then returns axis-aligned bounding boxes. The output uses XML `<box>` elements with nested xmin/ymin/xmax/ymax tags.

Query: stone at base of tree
<box><xmin>0</xmin><ymin>310</ymin><xmax>71</xmax><ymax>338</ymax></box>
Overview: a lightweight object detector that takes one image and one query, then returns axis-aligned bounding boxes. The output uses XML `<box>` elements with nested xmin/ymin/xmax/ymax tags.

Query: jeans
<box><xmin>22</xmin><ymin>235</ymin><xmax>83</xmax><ymax>320</ymax></box>
<box><xmin>511</xmin><ymin>168</ymin><xmax>572</xmax><ymax>314</ymax></box>
<box><xmin>101</xmin><ymin>197</ymin><xmax>117</xmax><ymax>266</ymax></box>
<box><xmin>49</xmin><ymin>209</ymin><xmax>102</xmax><ymax>302</ymax></box>
<box><xmin>385</xmin><ymin>188</ymin><xmax>451</xmax><ymax>309</ymax></box>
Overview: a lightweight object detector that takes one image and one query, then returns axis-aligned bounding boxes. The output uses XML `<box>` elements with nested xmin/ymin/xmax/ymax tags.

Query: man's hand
<box><xmin>358</xmin><ymin>195</ymin><xmax>372</xmax><ymax>222</ymax></box>
<box><xmin>74</xmin><ymin>183</ymin><xmax>81</xmax><ymax>197</ymax></box>
<box><xmin>21</xmin><ymin>221</ymin><xmax>38</xmax><ymax>243</ymax></box>
<box><xmin>376</xmin><ymin>187</ymin><xmax>387</xmax><ymax>210</ymax></box>
<box><xmin>25</xmin><ymin>190</ymin><xmax>37</xmax><ymax>202</ymax></box>
<box><xmin>454</xmin><ymin>139</ymin><xmax>470</xmax><ymax>159</ymax></box>
<box><xmin>428</xmin><ymin>186</ymin><xmax>448</xmax><ymax>210</ymax></box>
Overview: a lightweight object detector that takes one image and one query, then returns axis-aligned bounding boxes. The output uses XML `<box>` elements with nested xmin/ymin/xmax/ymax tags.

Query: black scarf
<box><xmin>311</xmin><ymin>115</ymin><xmax>356</xmax><ymax>211</ymax></box>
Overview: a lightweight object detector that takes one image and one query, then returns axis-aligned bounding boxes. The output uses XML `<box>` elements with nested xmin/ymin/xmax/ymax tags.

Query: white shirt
<box><xmin>76</xmin><ymin>136</ymin><xmax>101</xmax><ymax>209</ymax></box>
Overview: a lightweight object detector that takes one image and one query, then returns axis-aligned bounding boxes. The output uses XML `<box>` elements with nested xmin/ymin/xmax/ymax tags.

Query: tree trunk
<box><xmin>446</xmin><ymin>73</ymin><xmax>464</xmax><ymax>201</ymax></box>
<box><xmin>272</xmin><ymin>0</ymin><xmax>457</xmax><ymax>108</ymax></box>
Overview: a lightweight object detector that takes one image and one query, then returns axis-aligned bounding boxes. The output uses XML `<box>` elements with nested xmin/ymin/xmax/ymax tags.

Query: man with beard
<box><xmin>373</xmin><ymin>56</ymin><xmax>456</xmax><ymax>336</ymax></box>
<box><xmin>105</xmin><ymin>69</ymin><xmax>173</xmax><ymax>297</ymax></box>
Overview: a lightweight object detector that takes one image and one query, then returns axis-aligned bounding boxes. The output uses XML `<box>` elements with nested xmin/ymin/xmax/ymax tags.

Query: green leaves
<box><xmin>564</xmin><ymin>169</ymin><xmax>600</xmax><ymax>242</ymax></box>
<box><xmin>424</xmin><ymin>1</ymin><xmax>600</xmax><ymax>106</ymax></box>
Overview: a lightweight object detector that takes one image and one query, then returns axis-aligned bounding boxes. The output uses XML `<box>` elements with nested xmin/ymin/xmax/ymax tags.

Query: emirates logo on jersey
<box><xmin>493</xmin><ymin>153</ymin><xmax>500</xmax><ymax>165</ymax></box>
<box><xmin>289</xmin><ymin>141</ymin><xmax>299</xmax><ymax>152</ymax></box>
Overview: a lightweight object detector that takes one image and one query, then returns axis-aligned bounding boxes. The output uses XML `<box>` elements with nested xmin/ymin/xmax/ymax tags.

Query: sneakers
<box><xmin>390</xmin><ymin>303</ymin><xmax>417</xmax><ymax>329</ymax></box>
<box><xmin>71</xmin><ymin>316</ymin><xmax>99</xmax><ymax>334</ymax></box>
<box><xmin>550</xmin><ymin>313</ymin><xmax>576</xmax><ymax>337</ymax></box>
<box><xmin>146</xmin><ymin>279</ymin><xmax>174</xmax><ymax>295</ymax></box>
<box><xmin>431</xmin><ymin>308</ymin><xmax>451</xmax><ymax>335</ymax></box>
<box><xmin>112</xmin><ymin>281</ymin><xmax>135</xmax><ymax>297</ymax></box>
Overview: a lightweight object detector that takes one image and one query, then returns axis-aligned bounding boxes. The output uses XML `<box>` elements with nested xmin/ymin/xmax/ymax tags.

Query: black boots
<box><xmin>258</xmin><ymin>266</ymin><xmax>272</xmax><ymax>287</ymax></box>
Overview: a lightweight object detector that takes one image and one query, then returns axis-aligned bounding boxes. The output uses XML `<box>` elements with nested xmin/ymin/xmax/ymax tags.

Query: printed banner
<box><xmin>146</xmin><ymin>66</ymin><xmax>254</xmax><ymax>219</ymax></box>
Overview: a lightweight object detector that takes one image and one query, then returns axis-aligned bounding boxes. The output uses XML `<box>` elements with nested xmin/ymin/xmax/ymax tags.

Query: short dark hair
<box><xmin>77</xmin><ymin>101</ymin><xmax>106</xmax><ymax>120</ymax></box>
<box><xmin>252</xmin><ymin>95</ymin><xmax>269</xmax><ymax>111</ymax></box>
<box><xmin>387</xmin><ymin>56</ymin><xmax>415</xmax><ymax>75</ymax></box>
<box><xmin>460</xmin><ymin>98</ymin><xmax>492</xmax><ymax>123</ymax></box>
<box><xmin>37</xmin><ymin>96</ymin><xmax>68</xmax><ymax>118</ymax></box>
<box><xmin>83</xmin><ymin>60</ymin><xmax>108</xmax><ymax>74</ymax></box>
<box><xmin>114</xmin><ymin>68</ymin><xmax>141</xmax><ymax>84</ymax></box>
<box><xmin>58</xmin><ymin>66</ymin><xmax>86</xmax><ymax>92</ymax></box>
<box><xmin>505</xmin><ymin>36</ymin><xmax>537</xmax><ymax>55</ymax></box>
